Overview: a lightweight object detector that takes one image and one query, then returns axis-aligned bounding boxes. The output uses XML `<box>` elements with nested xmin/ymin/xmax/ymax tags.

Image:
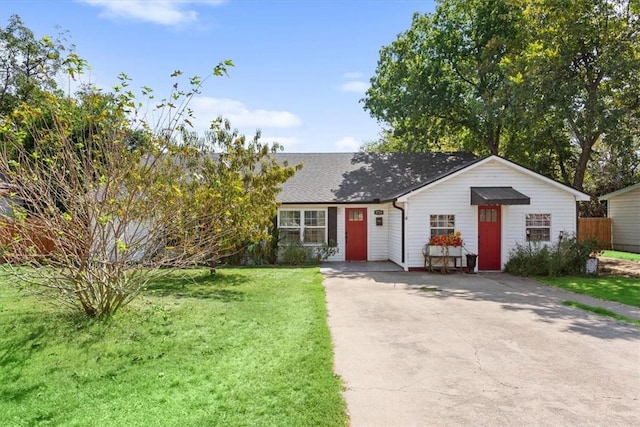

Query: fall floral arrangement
<box><xmin>429</xmin><ymin>231</ymin><xmax>463</xmax><ymax>247</ymax></box>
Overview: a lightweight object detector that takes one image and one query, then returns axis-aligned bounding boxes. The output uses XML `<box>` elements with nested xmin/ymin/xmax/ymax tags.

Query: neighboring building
<box><xmin>275</xmin><ymin>153</ymin><xmax>590</xmax><ymax>271</ymax></box>
<box><xmin>0</xmin><ymin>180</ymin><xmax>22</xmax><ymax>218</ymax></box>
<box><xmin>600</xmin><ymin>183</ymin><xmax>640</xmax><ymax>253</ymax></box>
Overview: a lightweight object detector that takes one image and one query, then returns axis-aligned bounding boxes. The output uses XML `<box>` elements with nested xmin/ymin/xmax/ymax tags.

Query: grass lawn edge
<box><xmin>562</xmin><ymin>300</ymin><xmax>640</xmax><ymax>327</ymax></box>
<box><xmin>600</xmin><ymin>250</ymin><xmax>640</xmax><ymax>262</ymax></box>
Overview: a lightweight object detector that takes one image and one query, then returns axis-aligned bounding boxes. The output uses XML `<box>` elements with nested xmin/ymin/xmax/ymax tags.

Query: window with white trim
<box><xmin>525</xmin><ymin>213</ymin><xmax>551</xmax><ymax>241</ymax></box>
<box><xmin>278</xmin><ymin>210</ymin><xmax>301</xmax><ymax>244</ymax></box>
<box><xmin>430</xmin><ymin>214</ymin><xmax>455</xmax><ymax>238</ymax></box>
<box><xmin>278</xmin><ymin>209</ymin><xmax>326</xmax><ymax>245</ymax></box>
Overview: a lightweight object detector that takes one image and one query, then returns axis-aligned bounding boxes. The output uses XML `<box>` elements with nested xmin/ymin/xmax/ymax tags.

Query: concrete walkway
<box><xmin>320</xmin><ymin>260</ymin><xmax>404</xmax><ymax>273</ymax></box>
<box><xmin>322</xmin><ymin>271</ymin><xmax>640</xmax><ymax>426</ymax></box>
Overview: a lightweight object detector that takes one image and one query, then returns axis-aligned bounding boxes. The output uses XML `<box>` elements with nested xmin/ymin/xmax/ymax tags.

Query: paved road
<box><xmin>322</xmin><ymin>271</ymin><xmax>640</xmax><ymax>427</ymax></box>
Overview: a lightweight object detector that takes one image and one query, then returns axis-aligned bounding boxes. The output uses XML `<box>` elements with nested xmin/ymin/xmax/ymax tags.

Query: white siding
<box><xmin>90</xmin><ymin>217</ymin><xmax>152</xmax><ymax>263</ymax></box>
<box><xmin>368</xmin><ymin>204</ymin><xmax>390</xmax><ymax>261</ymax></box>
<box><xmin>277</xmin><ymin>204</ymin><xmax>392</xmax><ymax>262</ymax></box>
<box><xmin>388</xmin><ymin>202</ymin><xmax>404</xmax><ymax>266</ymax></box>
<box><xmin>278</xmin><ymin>204</ymin><xmax>344</xmax><ymax>261</ymax></box>
<box><xmin>609</xmin><ymin>187</ymin><xmax>640</xmax><ymax>253</ymax></box>
<box><xmin>339</xmin><ymin>204</ymin><xmax>389</xmax><ymax>261</ymax></box>
<box><xmin>333</xmin><ymin>207</ymin><xmax>346</xmax><ymax>261</ymax></box>
<box><xmin>404</xmin><ymin>159</ymin><xmax>580</xmax><ymax>270</ymax></box>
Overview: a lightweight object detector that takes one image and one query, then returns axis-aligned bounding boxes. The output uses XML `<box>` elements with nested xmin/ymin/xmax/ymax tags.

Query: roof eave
<box><xmin>279</xmin><ymin>199</ymin><xmax>392</xmax><ymax>205</ymax></box>
<box><xmin>600</xmin><ymin>182</ymin><xmax>640</xmax><ymax>200</ymax></box>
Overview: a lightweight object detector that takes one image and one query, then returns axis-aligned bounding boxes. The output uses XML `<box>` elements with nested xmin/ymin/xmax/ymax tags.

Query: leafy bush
<box><xmin>505</xmin><ymin>235</ymin><xmax>600</xmax><ymax>276</ymax></box>
<box><xmin>280</xmin><ymin>240</ymin><xmax>339</xmax><ymax>266</ymax></box>
<box><xmin>221</xmin><ymin>228</ymin><xmax>280</xmax><ymax>266</ymax></box>
<box><xmin>313</xmin><ymin>240</ymin><xmax>339</xmax><ymax>262</ymax></box>
<box><xmin>281</xmin><ymin>241</ymin><xmax>310</xmax><ymax>265</ymax></box>
<box><xmin>505</xmin><ymin>242</ymin><xmax>552</xmax><ymax>276</ymax></box>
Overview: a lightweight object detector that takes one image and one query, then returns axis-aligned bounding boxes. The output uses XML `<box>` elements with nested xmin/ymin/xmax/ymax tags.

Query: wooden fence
<box><xmin>578</xmin><ymin>218</ymin><xmax>612</xmax><ymax>250</ymax></box>
<box><xmin>0</xmin><ymin>218</ymin><xmax>57</xmax><ymax>262</ymax></box>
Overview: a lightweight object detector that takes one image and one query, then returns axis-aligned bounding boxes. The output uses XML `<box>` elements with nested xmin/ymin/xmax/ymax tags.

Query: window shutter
<box><xmin>328</xmin><ymin>207</ymin><xmax>337</xmax><ymax>246</ymax></box>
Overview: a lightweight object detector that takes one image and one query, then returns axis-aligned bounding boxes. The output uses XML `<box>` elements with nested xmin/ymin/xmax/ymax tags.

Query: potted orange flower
<box><xmin>427</xmin><ymin>231</ymin><xmax>463</xmax><ymax>254</ymax></box>
<box><xmin>425</xmin><ymin>231</ymin><xmax>463</xmax><ymax>273</ymax></box>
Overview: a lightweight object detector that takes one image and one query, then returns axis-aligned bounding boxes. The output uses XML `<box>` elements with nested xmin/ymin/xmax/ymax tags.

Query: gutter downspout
<box><xmin>392</xmin><ymin>199</ymin><xmax>405</xmax><ymax>264</ymax></box>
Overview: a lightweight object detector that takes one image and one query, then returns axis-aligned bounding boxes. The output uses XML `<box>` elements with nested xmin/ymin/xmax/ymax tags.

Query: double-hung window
<box><xmin>525</xmin><ymin>213</ymin><xmax>551</xmax><ymax>241</ymax></box>
<box><xmin>303</xmin><ymin>210</ymin><xmax>326</xmax><ymax>244</ymax></box>
<box><xmin>430</xmin><ymin>214</ymin><xmax>455</xmax><ymax>238</ymax></box>
<box><xmin>278</xmin><ymin>211</ymin><xmax>301</xmax><ymax>244</ymax></box>
<box><xmin>278</xmin><ymin>209</ymin><xmax>326</xmax><ymax>245</ymax></box>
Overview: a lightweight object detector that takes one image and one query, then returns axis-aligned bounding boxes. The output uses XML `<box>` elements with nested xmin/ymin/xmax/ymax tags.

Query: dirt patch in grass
<box><xmin>598</xmin><ymin>257</ymin><xmax>640</xmax><ymax>278</ymax></box>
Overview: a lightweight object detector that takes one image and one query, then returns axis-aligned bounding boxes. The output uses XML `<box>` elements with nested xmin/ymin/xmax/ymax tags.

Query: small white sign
<box><xmin>585</xmin><ymin>257</ymin><xmax>599</xmax><ymax>275</ymax></box>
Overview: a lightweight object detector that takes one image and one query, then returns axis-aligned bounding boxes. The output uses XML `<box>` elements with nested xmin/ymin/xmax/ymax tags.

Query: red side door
<box><xmin>478</xmin><ymin>205</ymin><xmax>501</xmax><ymax>270</ymax></box>
<box><xmin>345</xmin><ymin>208</ymin><xmax>367</xmax><ymax>261</ymax></box>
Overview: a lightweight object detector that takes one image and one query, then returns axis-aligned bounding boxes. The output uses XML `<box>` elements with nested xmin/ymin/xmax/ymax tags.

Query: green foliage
<box><xmin>549</xmin><ymin>237</ymin><xmax>601</xmax><ymax>276</ymax></box>
<box><xmin>243</xmin><ymin>240</ymin><xmax>275</xmax><ymax>265</ymax></box>
<box><xmin>363</xmin><ymin>0</ymin><xmax>640</xmax><ymax>192</ymax></box>
<box><xmin>515</xmin><ymin>0</ymin><xmax>640</xmax><ymax>190</ymax></box>
<box><xmin>0</xmin><ymin>15</ymin><xmax>86</xmax><ymax>117</ymax></box>
<box><xmin>187</xmin><ymin>118</ymin><xmax>300</xmax><ymax>256</ymax></box>
<box><xmin>504</xmin><ymin>242</ymin><xmax>552</xmax><ymax>276</ymax></box>
<box><xmin>0</xmin><ymin>268</ymin><xmax>348</xmax><ymax>425</ymax></box>
<box><xmin>280</xmin><ymin>240</ymin><xmax>339</xmax><ymax>266</ymax></box>
<box><xmin>221</xmin><ymin>226</ymin><xmax>281</xmax><ymax>266</ymax></box>
<box><xmin>281</xmin><ymin>241</ymin><xmax>310</xmax><ymax>265</ymax></box>
<box><xmin>314</xmin><ymin>239</ymin><xmax>339</xmax><ymax>262</ymax></box>
<box><xmin>505</xmin><ymin>236</ymin><xmax>600</xmax><ymax>276</ymax></box>
<box><xmin>0</xmin><ymin>17</ymin><xmax>299</xmax><ymax>318</ymax></box>
<box><xmin>363</xmin><ymin>1</ymin><xmax>525</xmax><ymax>155</ymax></box>
<box><xmin>601</xmin><ymin>251</ymin><xmax>640</xmax><ymax>262</ymax></box>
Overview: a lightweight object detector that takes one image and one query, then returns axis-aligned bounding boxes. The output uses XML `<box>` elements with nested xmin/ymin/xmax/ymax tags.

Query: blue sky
<box><xmin>1</xmin><ymin>0</ymin><xmax>436</xmax><ymax>152</ymax></box>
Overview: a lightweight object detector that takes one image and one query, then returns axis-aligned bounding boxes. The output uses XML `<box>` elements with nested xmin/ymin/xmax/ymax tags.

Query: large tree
<box><xmin>0</xmin><ymin>15</ymin><xmax>84</xmax><ymax>117</ymax></box>
<box><xmin>363</xmin><ymin>0</ymin><xmax>640</xmax><ymax>192</ymax></box>
<box><xmin>363</xmin><ymin>0</ymin><xmax>524</xmax><ymax>155</ymax></box>
<box><xmin>515</xmin><ymin>0</ymin><xmax>640</xmax><ymax>191</ymax></box>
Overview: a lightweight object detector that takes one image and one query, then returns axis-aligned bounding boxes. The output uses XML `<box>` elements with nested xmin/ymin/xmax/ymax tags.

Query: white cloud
<box><xmin>80</xmin><ymin>0</ymin><xmax>226</xmax><ymax>26</ymax></box>
<box><xmin>339</xmin><ymin>81</ymin><xmax>369</xmax><ymax>93</ymax></box>
<box><xmin>190</xmin><ymin>97</ymin><xmax>302</xmax><ymax>129</ymax></box>
<box><xmin>335</xmin><ymin>136</ymin><xmax>362</xmax><ymax>152</ymax></box>
<box><xmin>343</xmin><ymin>72</ymin><xmax>364</xmax><ymax>79</ymax></box>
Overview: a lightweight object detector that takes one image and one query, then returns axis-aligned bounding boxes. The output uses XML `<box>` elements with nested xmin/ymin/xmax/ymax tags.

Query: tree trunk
<box><xmin>572</xmin><ymin>135</ymin><xmax>599</xmax><ymax>192</ymax></box>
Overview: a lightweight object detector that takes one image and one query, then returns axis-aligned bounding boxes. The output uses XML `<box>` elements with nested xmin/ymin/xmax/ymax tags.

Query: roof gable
<box><xmin>276</xmin><ymin>152</ymin><xmax>478</xmax><ymax>203</ymax></box>
<box><xmin>397</xmin><ymin>155</ymin><xmax>591</xmax><ymax>202</ymax></box>
<box><xmin>600</xmin><ymin>182</ymin><xmax>640</xmax><ymax>200</ymax></box>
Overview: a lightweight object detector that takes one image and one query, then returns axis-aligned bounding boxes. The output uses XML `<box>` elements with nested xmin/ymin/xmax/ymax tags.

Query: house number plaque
<box><xmin>374</xmin><ymin>210</ymin><xmax>384</xmax><ymax>215</ymax></box>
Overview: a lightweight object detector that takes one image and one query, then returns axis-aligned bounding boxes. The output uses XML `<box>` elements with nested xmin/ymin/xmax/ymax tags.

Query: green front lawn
<box><xmin>537</xmin><ymin>276</ymin><xmax>640</xmax><ymax>308</ymax></box>
<box><xmin>0</xmin><ymin>267</ymin><xmax>347</xmax><ymax>426</ymax></box>
<box><xmin>601</xmin><ymin>250</ymin><xmax>640</xmax><ymax>262</ymax></box>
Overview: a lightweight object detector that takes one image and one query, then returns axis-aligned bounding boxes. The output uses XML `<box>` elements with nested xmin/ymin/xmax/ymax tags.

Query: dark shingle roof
<box><xmin>276</xmin><ymin>152</ymin><xmax>479</xmax><ymax>203</ymax></box>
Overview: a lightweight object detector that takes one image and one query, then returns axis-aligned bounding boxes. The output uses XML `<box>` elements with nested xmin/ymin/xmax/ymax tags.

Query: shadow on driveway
<box><xmin>325</xmin><ymin>270</ymin><xmax>640</xmax><ymax>340</ymax></box>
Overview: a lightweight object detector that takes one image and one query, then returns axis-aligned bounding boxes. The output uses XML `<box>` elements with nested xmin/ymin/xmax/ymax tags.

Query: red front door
<box><xmin>345</xmin><ymin>208</ymin><xmax>367</xmax><ymax>261</ymax></box>
<box><xmin>478</xmin><ymin>205</ymin><xmax>501</xmax><ymax>270</ymax></box>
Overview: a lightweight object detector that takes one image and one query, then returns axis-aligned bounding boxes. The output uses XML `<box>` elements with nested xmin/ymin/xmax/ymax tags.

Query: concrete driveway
<box><xmin>322</xmin><ymin>270</ymin><xmax>640</xmax><ymax>426</ymax></box>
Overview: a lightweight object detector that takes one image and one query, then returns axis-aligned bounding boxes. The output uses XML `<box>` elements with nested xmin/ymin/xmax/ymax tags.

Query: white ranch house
<box><xmin>276</xmin><ymin>153</ymin><xmax>590</xmax><ymax>271</ymax></box>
